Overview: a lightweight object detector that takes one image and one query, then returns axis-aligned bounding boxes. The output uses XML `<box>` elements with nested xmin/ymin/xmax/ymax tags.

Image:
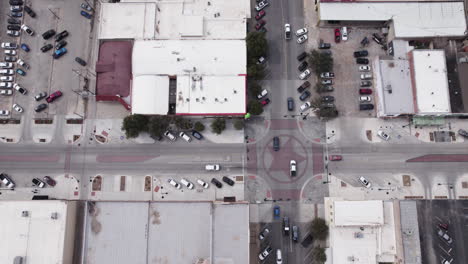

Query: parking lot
<box><xmin>317</xmin><ymin>26</ymin><xmax>388</xmax><ymax>117</ymax></box>
<box><xmin>417</xmin><ymin>200</ymin><xmax>468</xmax><ymax>264</ymax></box>
<box><xmin>0</xmin><ymin>0</ymin><xmax>94</xmax><ymax>121</ymax></box>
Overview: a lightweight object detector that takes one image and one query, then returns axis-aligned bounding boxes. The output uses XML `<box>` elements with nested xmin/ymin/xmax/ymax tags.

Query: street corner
<box><xmin>455</xmin><ymin>173</ymin><xmax>468</xmax><ymax>199</ymax></box>
<box><xmin>245</xmin><ymin>174</ymin><xmax>273</xmax><ymax>203</ymax></box>
<box><xmin>31</xmin><ymin>117</ymin><xmax>59</xmax><ymax>144</ymax></box>
<box><xmin>0</xmin><ymin>119</ymin><xmax>23</xmax><ymax>143</ymax></box>
<box><xmin>300</xmin><ymin>174</ymin><xmax>328</xmax><ymax>203</ymax></box>
<box><xmin>431</xmin><ymin>175</ymin><xmax>455</xmax><ymax>199</ymax></box>
<box><xmin>245</xmin><ymin>118</ymin><xmax>270</xmax><ymax>144</ymax></box>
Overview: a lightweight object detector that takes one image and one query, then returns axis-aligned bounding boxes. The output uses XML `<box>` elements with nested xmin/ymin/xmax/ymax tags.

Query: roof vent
<box><xmin>224</xmin><ymin>98</ymin><xmax>228</xmax><ymax>102</ymax></box>
<box><xmin>215</xmin><ymin>98</ymin><xmax>218</xmax><ymax>102</ymax></box>
<box><xmin>51</xmin><ymin>212</ymin><xmax>58</xmax><ymax>220</ymax></box>
<box><xmin>21</xmin><ymin>211</ymin><xmax>29</xmax><ymax>217</ymax></box>
<box><xmin>196</xmin><ymin>98</ymin><xmax>200</xmax><ymax>102</ymax></box>
<box><xmin>202</xmin><ymin>97</ymin><xmax>206</xmax><ymax>101</ymax></box>
<box><xmin>186</xmin><ymin>98</ymin><xmax>190</xmax><ymax>102</ymax></box>
<box><xmin>233</xmin><ymin>90</ymin><xmax>237</xmax><ymax>94</ymax></box>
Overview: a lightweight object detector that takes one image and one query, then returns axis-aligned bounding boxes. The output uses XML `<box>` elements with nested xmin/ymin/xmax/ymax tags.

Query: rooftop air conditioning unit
<box><xmin>21</xmin><ymin>211</ymin><xmax>29</xmax><ymax>217</ymax></box>
<box><xmin>51</xmin><ymin>212</ymin><xmax>58</xmax><ymax>220</ymax></box>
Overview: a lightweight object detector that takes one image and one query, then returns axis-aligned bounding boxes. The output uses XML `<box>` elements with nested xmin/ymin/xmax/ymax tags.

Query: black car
<box><xmin>75</xmin><ymin>57</ymin><xmax>87</xmax><ymax>66</ymax></box>
<box><xmin>55</xmin><ymin>30</ymin><xmax>69</xmax><ymax>42</ymax></box>
<box><xmin>43</xmin><ymin>176</ymin><xmax>56</xmax><ymax>187</ymax></box>
<box><xmin>9</xmin><ymin>0</ymin><xmax>23</xmax><ymax>5</ymax></box>
<box><xmin>10</xmin><ymin>12</ymin><xmax>22</xmax><ymax>18</ymax></box>
<box><xmin>297</xmin><ymin>81</ymin><xmax>310</xmax><ymax>93</ymax></box>
<box><xmin>222</xmin><ymin>176</ymin><xmax>235</xmax><ymax>186</ymax></box>
<box><xmin>360</xmin><ymin>81</ymin><xmax>372</xmax><ymax>87</ymax></box>
<box><xmin>41</xmin><ymin>44</ymin><xmax>53</xmax><ymax>52</ymax></box>
<box><xmin>458</xmin><ymin>129</ymin><xmax>468</xmax><ymax>138</ymax></box>
<box><xmin>301</xmin><ymin>234</ymin><xmax>313</xmax><ymax>248</ymax></box>
<box><xmin>356</xmin><ymin>58</ymin><xmax>369</xmax><ymax>64</ymax></box>
<box><xmin>273</xmin><ymin>136</ymin><xmax>280</xmax><ymax>151</ymax></box>
<box><xmin>7</xmin><ymin>25</ymin><xmax>20</xmax><ymax>31</ymax></box>
<box><xmin>298</xmin><ymin>61</ymin><xmax>308</xmax><ymax>72</ymax></box>
<box><xmin>353</xmin><ymin>50</ymin><xmax>368</xmax><ymax>58</ymax></box>
<box><xmin>8</xmin><ymin>18</ymin><xmax>21</xmax><ymax>24</ymax></box>
<box><xmin>32</xmin><ymin>178</ymin><xmax>45</xmax><ymax>188</ymax></box>
<box><xmin>319</xmin><ymin>42</ymin><xmax>331</xmax><ymax>49</ymax></box>
<box><xmin>292</xmin><ymin>226</ymin><xmax>299</xmax><ymax>242</ymax></box>
<box><xmin>297</xmin><ymin>51</ymin><xmax>307</xmax><ymax>61</ymax></box>
<box><xmin>359</xmin><ymin>104</ymin><xmax>374</xmax><ymax>110</ymax></box>
<box><xmin>299</xmin><ymin>90</ymin><xmax>311</xmax><ymax>101</ymax></box>
<box><xmin>287</xmin><ymin>97</ymin><xmax>294</xmax><ymax>111</ymax></box>
<box><xmin>321</xmin><ymin>95</ymin><xmax>335</xmax><ymax>102</ymax></box>
<box><xmin>34</xmin><ymin>92</ymin><xmax>47</xmax><ymax>101</ymax></box>
<box><xmin>42</xmin><ymin>29</ymin><xmax>56</xmax><ymax>40</ymax></box>
<box><xmin>34</xmin><ymin>103</ymin><xmax>48</xmax><ymax>112</ymax></box>
<box><xmin>211</xmin><ymin>178</ymin><xmax>222</xmax><ymax>188</ymax></box>
<box><xmin>5</xmin><ymin>56</ymin><xmax>16</xmax><ymax>62</ymax></box>
<box><xmin>24</xmin><ymin>5</ymin><xmax>36</xmax><ymax>17</ymax></box>
<box><xmin>191</xmin><ymin>130</ymin><xmax>204</xmax><ymax>140</ymax></box>
<box><xmin>55</xmin><ymin>40</ymin><xmax>67</xmax><ymax>50</ymax></box>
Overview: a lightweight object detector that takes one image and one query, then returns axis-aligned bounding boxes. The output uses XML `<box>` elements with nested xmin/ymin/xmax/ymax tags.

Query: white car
<box><xmin>0</xmin><ymin>69</ymin><xmax>14</xmax><ymax>75</ymax></box>
<box><xmin>299</xmin><ymin>69</ymin><xmax>311</xmax><ymax>80</ymax></box>
<box><xmin>359</xmin><ymin>176</ymin><xmax>371</xmax><ymax>188</ymax></box>
<box><xmin>276</xmin><ymin>249</ymin><xmax>283</xmax><ymax>264</ymax></box>
<box><xmin>0</xmin><ymin>90</ymin><xmax>12</xmax><ymax>96</ymax></box>
<box><xmin>377</xmin><ymin>130</ymin><xmax>390</xmax><ymax>141</ymax></box>
<box><xmin>259</xmin><ymin>246</ymin><xmax>273</xmax><ymax>260</ymax></box>
<box><xmin>0</xmin><ymin>82</ymin><xmax>12</xmax><ymax>89</ymax></box>
<box><xmin>0</xmin><ymin>76</ymin><xmax>13</xmax><ymax>82</ymax></box>
<box><xmin>290</xmin><ymin>160</ymin><xmax>297</xmax><ymax>177</ymax></box>
<box><xmin>359</xmin><ymin>96</ymin><xmax>371</xmax><ymax>102</ymax></box>
<box><xmin>180</xmin><ymin>178</ymin><xmax>194</xmax><ymax>189</ymax></box>
<box><xmin>284</xmin><ymin>24</ymin><xmax>291</xmax><ymax>39</ymax></box>
<box><xmin>7</xmin><ymin>30</ymin><xmax>20</xmax><ymax>37</ymax></box>
<box><xmin>0</xmin><ymin>62</ymin><xmax>13</xmax><ymax>69</ymax></box>
<box><xmin>257</xmin><ymin>89</ymin><xmax>268</xmax><ymax>99</ymax></box>
<box><xmin>1</xmin><ymin>42</ymin><xmax>17</xmax><ymax>49</ymax></box>
<box><xmin>257</xmin><ymin>56</ymin><xmax>266</xmax><ymax>65</ymax></box>
<box><xmin>4</xmin><ymin>49</ymin><xmax>16</xmax><ymax>56</ymax></box>
<box><xmin>341</xmin><ymin>26</ymin><xmax>348</xmax><ymax>41</ymax></box>
<box><xmin>360</xmin><ymin>73</ymin><xmax>372</xmax><ymax>80</ymax></box>
<box><xmin>17</xmin><ymin>59</ymin><xmax>30</xmax><ymax>69</ymax></box>
<box><xmin>179</xmin><ymin>131</ymin><xmax>192</xmax><ymax>142</ymax></box>
<box><xmin>196</xmin><ymin>179</ymin><xmax>209</xmax><ymax>189</ymax></box>
<box><xmin>297</xmin><ymin>35</ymin><xmax>308</xmax><ymax>44</ymax></box>
<box><xmin>205</xmin><ymin>164</ymin><xmax>220</xmax><ymax>171</ymax></box>
<box><xmin>21</xmin><ymin>25</ymin><xmax>34</xmax><ymax>36</ymax></box>
<box><xmin>164</xmin><ymin>131</ymin><xmax>176</xmax><ymax>141</ymax></box>
<box><xmin>167</xmin><ymin>178</ymin><xmax>181</xmax><ymax>189</ymax></box>
<box><xmin>359</xmin><ymin>65</ymin><xmax>371</xmax><ymax>71</ymax></box>
<box><xmin>300</xmin><ymin>102</ymin><xmax>311</xmax><ymax>111</ymax></box>
<box><xmin>295</xmin><ymin>28</ymin><xmax>308</xmax><ymax>36</ymax></box>
<box><xmin>0</xmin><ymin>173</ymin><xmax>15</xmax><ymax>189</ymax></box>
<box><xmin>12</xmin><ymin>103</ymin><xmax>23</xmax><ymax>113</ymax></box>
<box><xmin>0</xmin><ymin>110</ymin><xmax>10</xmax><ymax>116</ymax></box>
<box><xmin>255</xmin><ymin>1</ymin><xmax>269</xmax><ymax>11</ymax></box>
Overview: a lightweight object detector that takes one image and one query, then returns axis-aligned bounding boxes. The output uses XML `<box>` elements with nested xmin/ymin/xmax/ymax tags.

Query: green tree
<box><xmin>211</xmin><ymin>118</ymin><xmax>226</xmax><ymax>135</ymax></box>
<box><xmin>121</xmin><ymin>114</ymin><xmax>148</xmax><ymax>138</ymax></box>
<box><xmin>312</xmin><ymin>246</ymin><xmax>327</xmax><ymax>263</ymax></box>
<box><xmin>147</xmin><ymin>116</ymin><xmax>171</xmax><ymax>138</ymax></box>
<box><xmin>318</xmin><ymin>107</ymin><xmax>339</xmax><ymax>120</ymax></box>
<box><xmin>248</xmin><ymin>82</ymin><xmax>262</xmax><ymax>97</ymax></box>
<box><xmin>311</xmin><ymin>218</ymin><xmax>329</xmax><ymax>241</ymax></box>
<box><xmin>247</xmin><ymin>64</ymin><xmax>265</xmax><ymax>80</ymax></box>
<box><xmin>194</xmin><ymin>121</ymin><xmax>205</xmax><ymax>132</ymax></box>
<box><xmin>248</xmin><ymin>100</ymin><xmax>264</xmax><ymax>115</ymax></box>
<box><xmin>246</xmin><ymin>32</ymin><xmax>268</xmax><ymax>64</ymax></box>
<box><xmin>173</xmin><ymin>116</ymin><xmax>193</xmax><ymax>130</ymax></box>
<box><xmin>314</xmin><ymin>83</ymin><xmax>333</xmax><ymax>94</ymax></box>
<box><xmin>309</xmin><ymin>50</ymin><xmax>333</xmax><ymax>75</ymax></box>
<box><xmin>234</xmin><ymin>119</ymin><xmax>244</xmax><ymax>130</ymax></box>
<box><xmin>310</xmin><ymin>97</ymin><xmax>322</xmax><ymax>109</ymax></box>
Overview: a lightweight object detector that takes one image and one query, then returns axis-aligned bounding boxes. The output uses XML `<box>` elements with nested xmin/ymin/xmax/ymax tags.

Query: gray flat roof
<box><xmin>399</xmin><ymin>201</ymin><xmax>422</xmax><ymax>264</ymax></box>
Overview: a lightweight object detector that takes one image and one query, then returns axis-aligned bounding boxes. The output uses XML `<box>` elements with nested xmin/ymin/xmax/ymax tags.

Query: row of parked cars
<box><xmin>0</xmin><ymin>172</ymin><xmax>56</xmax><ymax>189</ymax></box>
<box><xmin>167</xmin><ymin>175</ymin><xmax>235</xmax><ymax>190</ymax></box>
<box><xmin>162</xmin><ymin>130</ymin><xmax>204</xmax><ymax>142</ymax></box>
<box><xmin>353</xmin><ymin>50</ymin><xmax>375</xmax><ymax>111</ymax></box>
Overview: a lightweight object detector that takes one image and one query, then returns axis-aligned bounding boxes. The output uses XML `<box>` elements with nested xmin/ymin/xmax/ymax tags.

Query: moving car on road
<box><xmin>205</xmin><ymin>164</ymin><xmax>220</xmax><ymax>171</ymax></box>
<box><xmin>329</xmin><ymin>155</ymin><xmax>342</xmax><ymax>161</ymax></box>
<box><xmin>290</xmin><ymin>160</ymin><xmax>297</xmax><ymax>177</ymax></box>
<box><xmin>284</xmin><ymin>23</ymin><xmax>291</xmax><ymax>39</ymax></box>
<box><xmin>255</xmin><ymin>0</ymin><xmax>269</xmax><ymax>11</ymax></box>
<box><xmin>273</xmin><ymin>205</ymin><xmax>280</xmax><ymax>219</ymax></box>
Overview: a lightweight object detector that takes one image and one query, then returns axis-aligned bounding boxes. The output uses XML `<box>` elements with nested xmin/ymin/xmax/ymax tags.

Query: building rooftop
<box><xmin>333</xmin><ymin>200</ymin><xmax>384</xmax><ymax>226</ymax></box>
<box><xmin>400</xmin><ymin>201</ymin><xmax>422</xmax><ymax>264</ymax></box>
<box><xmin>319</xmin><ymin>2</ymin><xmax>466</xmax><ymax>38</ymax></box>
<box><xmin>411</xmin><ymin>50</ymin><xmax>451</xmax><ymax>114</ymax></box>
<box><xmin>0</xmin><ymin>201</ymin><xmax>71</xmax><ymax>264</ymax></box>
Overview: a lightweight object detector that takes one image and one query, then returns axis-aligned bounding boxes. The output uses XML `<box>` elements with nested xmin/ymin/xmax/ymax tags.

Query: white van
<box><xmin>341</xmin><ymin>27</ymin><xmax>348</xmax><ymax>41</ymax></box>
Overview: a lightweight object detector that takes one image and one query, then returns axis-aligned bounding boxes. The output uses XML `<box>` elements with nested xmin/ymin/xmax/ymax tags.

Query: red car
<box><xmin>329</xmin><ymin>155</ymin><xmax>342</xmax><ymax>161</ymax></box>
<box><xmin>334</xmin><ymin>28</ymin><xmax>341</xmax><ymax>43</ymax></box>
<box><xmin>261</xmin><ymin>98</ymin><xmax>270</xmax><ymax>106</ymax></box>
<box><xmin>46</xmin><ymin>91</ymin><xmax>63</xmax><ymax>103</ymax></box>
<box><xmin>255</xmin><ymin>20</ymin><xmax>266</xmax><ymax>31</ymax></box>
<box><xmin>255</xmin><ymin>10</ymin><xmax>266</xmax><ymax>20</ymax></box>
<box><xmin>359</xmin><ymin>89</ymin><xmax>372</xmax><ymax>95</ymax></box>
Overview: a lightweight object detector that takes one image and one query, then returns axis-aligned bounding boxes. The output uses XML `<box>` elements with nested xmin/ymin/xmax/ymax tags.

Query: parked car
<box><xmin>297</xmin><ymin>81</ymin><xmax>310</xmax><ymax>93</ymax></box>
<box><xmin>360</xmin><ymin>73</ymin><xmax>373</xmax><ymax>80</ymax></box>
<box><xmin>32</xmin><ymin>178</ymin><xmax>46</xmax><ymax>188</ymax></box>
<box><xmin>255</xmin><ymin>20</ymin><xmax>266</xmax><ymax>30</ymax></box>
<box><xmin>5</xmin><ymin>56</ymin><xmax>17</xmax><ymax>62</ymax></box>
<box><xmin>211</xmin><ymin>178</ymin><xmax>223</xmax><ymax>188</ymax></box>
<box><xmin>334</xmin><ymin>28</ymin><xmax>341</xmax><ymax>43</ymax></box>
<box><xmin>4</xmin><ymin>50</ymin><xmax>17</xmax><ymax>56</ymax></box>
<box><xmin>21</xmin><ymin>24</ymin><xmax>34</xmax><ymax>36</ymax></box>
<box><xmin>167</xmin><ymin>178</ymin><xmax>181</xmax><ymax>189</ymax></box>
<box><xmin>299</xmin><ymin>69</ymin><xmax>311</xmax><ymax>80</ymax></box>
<box><xmin>16</xmin><ymin>69</ymin><xmax>26</xmax><ymax>76</ymax></box>
<box><xmin>7</xmin><ymin>18</ymin><xmax>21</xmax><ymax>24</ymax></box>
<box><xmin>24</xmin><ymin>6</ymin><xmax>36</xmax><ymax>18</ymax></box>
<box><xmin>41</xmin><ymin>44</ymin><xmax>53</xmax><ymax>52</ymax></box>
<box><xmin>341</xmin><ymin>26</ymin><xmax>348</xmax><ymax>41</ymax></box>
<box><xmin>81</xmin><ymin>3</ymin><xmax>93</xmax><ymax>11</ymax></box>
<box><xmin>321</xmin><ymin>95</ymin><xmax>335</xmax><ymax>102</ymax></box>
<box><xmin>0</xmin><ymin>69</ymin><xmax>14</xmax><ymax>75</ymax></box>
<box><xmin>0</xmin><ymin>62</ymin><xmax>13</xmax><ymax>69</ymax></box>
<box><xmin>7</xmin><ymin>24</ymin><xmax>20</xmax><ymax>30</ymax></box>
<box><xmin>360</xmin><ymin>81</ymin><xmax>372</xmax><ymax>87</ymax></box>
<box><xmin>34</xmin><ymin>104</ymin><xmax>47</xmax><ymax>113</ymax></box>
<box><xmin>458</xmin><ymin>129</ymin><xmax>468</xmax><ymax>138</ymax></box>
<box><xmin>283</xmin><ymin>217</ymin><xmax>290</xmax><ymax>235</ymax></box>
<box><xmin>10</xmin><ymin>5</ymin><xmax>22</xmax><ymax>12</ymax></box>
<box><xmin>0</xmin><ymin>76</ymin><xmax>13</xmax><ymax>82</ymax></box>
<box><xmin>372</xmin><ymin>33</ymin><xmax>383</xmax><ymax>44</ymax></box>
<box><xmin>321</xmin><ymin>79</ymin><xmax>333</xmax><ymax>85</ymax></box>
<box><xmin>163</xmin><ymin>130</ymin><xmax>176</xmax><ymax>141</ymax></box>
<box><xmin>0</xmin><ymin>110</ymin><xmax>10</xmax><ymax>116</ymax></box>
<box><xmin>359</xmin><ymin>104</ymin><xmax>374</xmax><ymax>110</ymax></box>
<box><xmin>255</xmin><ymin>0</ymin><xmax>269</xmax><ymax>11</ymax></box>
<box><xmin>7</xmin><ymin>30</ymin><xmax>20</xmax><ymax>37</ymax></box>
<box><xmin>1</xmin><ymin>42</ymin><xmax>18</xmax><ymax>49</ymax></box>
<box><xmin>180</xmin><ymin>178</ymin><xmax>194</xmax><ymax>189</ymax></box>
<box><xmin>80</xmin><ymin>10</ymin><xmax>93</xmax><ymax>19</ymax></box>
<box><xmin>12</xmin><ymin>103</ymin><xmax>23</xmax><ymax>113</ymax></box>
<box><xmin>298</xmin><ymin>61</ymin><xmax>308</xmax><ymax>72</ymax></box>
<box><xmin>14</xmin><ymin>83</ymin><xmax>27</xmax><ymax>94</ymax></box>
<box><xmin>296</xmin><ymin>28</ymin><xmax>308</xmax><ymax>36</ymax></box>
<box><xmin>17</xmin><ymin>59</ymin><xmax>29</xmax><ymax>69</ymax></box>
<box><xmin>437</xmin><ymin>229</ymin><xmax>453</xmax><ymax>244</ymax></box>
<box><xmin>301</xmin><ymin>234</ymin><xmax>313</xmax><ymax>248</ymax></box>
<box><xmin>359</xmin><ymin>96</ymin><xmax>371</xmax><ymax>102</ymax></box>
<box><xmin>356</xmin><ymin>58</ymin><xmax>369</xmax><ymax>64</ymax></box>
<box><xmin>297</xmin><ymin>35</ymin><xmax>308</xmax><ymax>44</ymax></box>
<box><xmin>9</xmin><ymin>0</ymin><xmax>24</xmax><ymax>5</ymax></box>
<box><xmin>222</xmin><ymin>176</ymin><xmax>235</xmax><ymax>186</ymax></box>
<box><xmin>297</xmin><ymin>51</ymin><xmax>307</xmax><ymax>61</ymax></box>
<box><xmin>258</xmin><ymin>245</ymin><xmax>273</xmax><ymax>260</ymax></box>
<box><xmin>196</xmin><ymin>179</ymin><xmax>209</xmax><ymax>188</ymax></box>
<box><xmin>20</xmin><ymin>43</ymin><xmax>30</xmax><ymax>52</ymax></box>
<box><xmin>55</xmin><ymin>40</ymin><xmax>67</xmax><ymax>50</ymax></box>
<box><xmin>178</xmin><ymin>131</ymin><xmax>191</xmax><ymax>142</ymax></box>
<box><xmin>354</xmin><ymin>50</ymin><xmax>369</xmax><ymax>58</ymax></box>
<box><xmin>34</xmin><ymin>92</ymin><xmax>47</xmax><ymax>101</ymax></box>
<box><xmin>255</xmin><ymin>10</ymin><xmax>265</xmax><ymax>20</ymax></box>
<box><xmin>10</xmin><ymin>12</ymin><xmax>22</xmax><ymax>18</ymax></box>
<box><xmin>259</xmin><ymin>227</ymin><xmax>270</xmax><ymax>240</ymax></box>
<box><xmin>273</xmin><ymin>136</ymin><xmax>280</xmax><ymax>151</ymax></box>
<box><xmin>320</xmin><ymin>72</ymin><xmax>335</xmax><ymax>78</ymax></box>
<box><xmin>319</xmin><ymin>42</ymin><xmax>331</xmax><ymax>49</ymax></box>
<box><xmin>257</xmin><ymin>89</ymin><xmax>268</xmax><ymax>99</ymax></box>
<box><xmin>55</xmin><ymin>30</ymin><xmax>69</xmax><ymax>42</ymax></box>
<box><xmin>299</xmin><ymin>90</ymin><xmax>311</xmax><ymax>101</ymax></box>
<box><xmin>75</xmin><ymin>57</ymin><xmax>87</xmax><ymax>66</ymax></box>
<box><xmin>43</xmin><ymin>176</ymin><xmax>56</xmax><ymax>186</ymax></box>
<box><xmin>273</xmin><ymin>205</ymin><xmax>280</xmax><ymax>219</ymax></box>
<box><xmin>191</xmin><ymin>130</ymin><xmax>204</xmax><ymax>140</ymax></box>
<box><xmin>359</xmin><ymin>65</ymin><xmax>371</xmax><ymax>72</ymax></box>
<box><xmin>261</xmin><ymin>98</ymin><xmax>270</xmax><ymax>106</ymax></box>
<box><xmin>329</xmin><ymin>155</ymin><xmax>342</xmax><ymax>161</ymax></box>
<box><xmin>284</xmin><ymin>23</ymin><xmax>291</xmax><ymax>39</ymax></box>
<box><xmin>290</xmin><ymin>160</ymin><xmax>297</xmax><ymax>177</ymax></box>
<box><xmin>0</xmin><ymin>173</ymin><xmax>15</xmax><ymax>189</ymax></box>
<box><xmin>359</xmin><ymin>88</ymin><xmax>372</xmax><ymax>95</ymax></box>
<box><xmin>0</xmin><ymin>82</ymin><xmax>12</xmax><ymax>89</ymax></box>
<box><xmin>377</xmin><ymin>130</ymin><xmax>390</xmax><ymax>141</ymax></box>
<box><xmin>53</xmin><ymin>48</ymin><xmax>67</xmax><ymax>59</ymax></box>
<box><xmin>46</xmin><ymin>90</ymin><xmax>62</xmax><ymax>103</ymax></box>
<box><xmin>205</xmin><ymin>164</ymin><xmax>220</xmax><ymax>171</ymax></box>
<box><xmin>300</xmin><ymin>102</ymin><xmax>311</xmax><ymax>112</ymax></box>
<box><xmin>359</xmin><ymin>176</ymin><xmax>371</xmax><ymax>188</ymax></box>
<box><xmin>287</xmin><ymin>97</ymin><xmax>294</xmax><ymax>111</ymax></box>
<box><xmin>438</xmin><ymin>223</ymin><xmax>449</xmax><ymax>230</ymax></box>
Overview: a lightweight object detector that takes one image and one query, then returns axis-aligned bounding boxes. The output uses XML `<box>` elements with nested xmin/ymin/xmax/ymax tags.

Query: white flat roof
<box><xmin>334</xmin><ymin>200</ymin><xmax>384</xmax><ymax>226</ymax></box>
<box><xmin>412</xmin><ymin>50</ymin><xmax>451</xmax><ymax>114</ymax></box>
<box><xmin>319</xmin><ymin>2</ymin><xmax>467</xmax><ymax>38</ymax></box>
<box><xmin>99</xmin><ymin>3</ymin><xmax>156</xmax><ymax>39</ymax></box>
<box><xmin>0</xmin><ymin>201</ymin><xmax>69</xmax><ymax>264</ymax></box>
<box><xmin>132</xmin><ymin>40</ymin><xmax>246</xmax><ymax>115</ymax></box>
